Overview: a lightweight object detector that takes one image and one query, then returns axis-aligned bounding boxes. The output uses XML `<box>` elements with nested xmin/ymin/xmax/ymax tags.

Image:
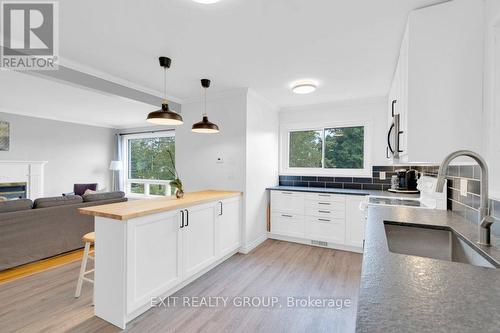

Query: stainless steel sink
<box><xmin>384</xmin><ymin>223</ymin><xmax>498</xmax><ymax>268</ymax></box>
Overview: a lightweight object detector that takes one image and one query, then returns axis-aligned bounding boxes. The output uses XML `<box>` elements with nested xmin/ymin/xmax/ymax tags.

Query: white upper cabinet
<box><xmin>387</xmin><ymin>0</ymin><xmax>484</xmax><ymax>163</ymax></box>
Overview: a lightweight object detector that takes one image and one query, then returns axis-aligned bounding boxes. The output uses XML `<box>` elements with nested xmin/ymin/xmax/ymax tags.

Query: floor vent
<box><xmin>311</xmin><ymin>240</ymin><xmax>328</xmax><ymax>247</ymax></box>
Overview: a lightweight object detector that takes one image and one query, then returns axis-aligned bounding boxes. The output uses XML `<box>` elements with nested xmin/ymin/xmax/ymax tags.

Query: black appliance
<box><xmin>388</xmin><ymin>169</ymin><xmax>419</xmax><ymax>194</ymax></box>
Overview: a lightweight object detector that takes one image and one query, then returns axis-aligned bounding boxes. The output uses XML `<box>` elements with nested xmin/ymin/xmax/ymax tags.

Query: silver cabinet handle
<box><xmin>318</xmin><ymin>210</ymin><xmax>330</xmax><ymax>213</ymax></box>
<box><xmin>281</xmin><ymin>214</ymin><xmax>293</xmax><ymax>218</ymax></box>
<box><xmin>318</xmin><ymin>218</ymin><xmax>330</xmax><ymax>222</ymax></box>
<box><xmin>281</xmin><ymin>192</ymin><xmax>294</xmax><ymax>194</ymax></box>
<box><xmin>318</xmin><ymin>202</ymin><xmax>330</xmax><ymax>205</ymax></box>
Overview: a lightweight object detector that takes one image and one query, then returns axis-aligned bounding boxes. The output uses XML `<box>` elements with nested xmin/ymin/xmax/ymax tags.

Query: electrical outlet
<box><xmin>216</xmin><ymin>157</ymin><xmax>224</xmax><ymax>164</ymax></box>
<box><xmin>460</xmin><ymin>179</ymin><xmax>468</xmax><ymax>197</ymax></box>
<box><xmin>379</xmin><ymin>171</ymin><xmax>386</xmax><ymax>180</ymax></box>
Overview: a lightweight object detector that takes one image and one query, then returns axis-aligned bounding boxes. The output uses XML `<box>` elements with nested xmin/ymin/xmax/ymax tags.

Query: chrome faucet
<box><xmin>435</xmin><ymin>150</ymin><xmax>494</xmax><ymax>246</ymax></box>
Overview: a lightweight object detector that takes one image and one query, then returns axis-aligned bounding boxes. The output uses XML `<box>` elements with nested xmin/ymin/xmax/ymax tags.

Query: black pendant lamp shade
<box><xmin>147</xmin><ymin>57</ymin><xmax>184</xmax><ymax>125</ymax></box>
<box><xmin>192</xmin><ymin>79</ymin><xmax>220</xmax><ymax>134</ymax></box>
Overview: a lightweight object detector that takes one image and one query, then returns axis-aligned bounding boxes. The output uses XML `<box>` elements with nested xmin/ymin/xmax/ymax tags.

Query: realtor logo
<box><xmin>1</xmin><ymin>1</ymin><xmax>58</xmax><ymax>70</ymax></box>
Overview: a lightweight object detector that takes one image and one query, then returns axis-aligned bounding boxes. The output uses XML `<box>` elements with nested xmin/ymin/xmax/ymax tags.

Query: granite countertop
<box><xmin>356</xmin><ymin>206</ymin><xmax>500</xmax><ymax>333</ymax></box>
<box><xmin>266</xmin><ymin>186</ymin><xmax>420</xmax><ymax>198</ymax></box>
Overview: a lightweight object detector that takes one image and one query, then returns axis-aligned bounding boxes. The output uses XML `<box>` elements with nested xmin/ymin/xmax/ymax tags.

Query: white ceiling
<box><xmin>0</xmin><ymin>70</ymin><xmax>157</xmax><ymax>128</ymax></box>
<box><xmin>1</xmin><ymin>0</ymin><xmax>446</xmax><ymax>128</ymax></box>
<box><xmin>58</xmin><ymin>0</ymin><xmax>443</xmax><ymax>106</ymax></box>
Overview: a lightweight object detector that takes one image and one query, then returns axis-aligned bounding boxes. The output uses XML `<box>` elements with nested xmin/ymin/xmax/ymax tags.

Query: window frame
<box><xmin>122</xmin><ymin>131</ymin><xmax>175</xmax><ymax>197</ymax></box>
<box><xmin>280</xmin><ymin>120</ymin><xmax>371</xmax><ymax>177</ymax></box>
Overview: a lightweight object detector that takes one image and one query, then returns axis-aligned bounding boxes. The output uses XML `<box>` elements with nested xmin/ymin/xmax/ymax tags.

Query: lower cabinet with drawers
<box><xmin>269</xmin><ymin>190</ymin><xmax>365</xmax><ymax>253</ymax></box>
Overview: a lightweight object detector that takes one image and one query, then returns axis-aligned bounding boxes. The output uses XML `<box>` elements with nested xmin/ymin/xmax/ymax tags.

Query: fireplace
<box><xmin>0</xmin><ymin>182</ymin><xmax>28</xmax><ymax>200</ymax></box>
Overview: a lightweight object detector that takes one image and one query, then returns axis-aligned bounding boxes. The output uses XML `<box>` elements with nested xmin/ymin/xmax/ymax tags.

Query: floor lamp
<box><xmin>109</xmin><ymin>161</ymin><xmax>122</xmax><ymax>191</ymax></box>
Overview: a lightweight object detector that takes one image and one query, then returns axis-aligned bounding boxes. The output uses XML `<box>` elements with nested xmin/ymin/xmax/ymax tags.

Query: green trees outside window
<box><xmin>289</xmin><ymin>126</ymin><xmax>364</xmax><ymax>170</ymax></box>
<box><xmin>128</xmin><ymin>136</ymin><xmax>175</xmax><ymax>195</ymax></box>
<box><xmin>324</xmin><ymin>126</ymin><xmax>364</xmax><ymax>169</ymax></box>
<box><xmin>289</xmin><ymin>130</ymin><xmax>323</xmax><ymax>168</ymax></box>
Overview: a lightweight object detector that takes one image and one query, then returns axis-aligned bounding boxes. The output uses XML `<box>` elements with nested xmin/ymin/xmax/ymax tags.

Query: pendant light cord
<box><xmin>203</xmin><ymin>87</ymin><xmax>207</xmax><ymax>117</ymax></box>
<box><xmin>163</xmin><ymin>67</ymin><xmax>167</xmax><ymax>104</ymax></box>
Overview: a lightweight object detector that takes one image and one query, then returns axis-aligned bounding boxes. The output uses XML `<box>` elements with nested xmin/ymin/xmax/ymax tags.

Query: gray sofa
<box><xmin>0</xmin><ymin>191</ymin><xmax>127</xmax><ymax>271</ymax></box>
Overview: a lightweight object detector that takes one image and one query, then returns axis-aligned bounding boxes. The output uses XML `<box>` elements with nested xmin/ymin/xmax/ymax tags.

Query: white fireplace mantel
<box><xmin>0</xmin><ymin>161</ymin><xmax>48</xmax><ymax>199</ymax></box>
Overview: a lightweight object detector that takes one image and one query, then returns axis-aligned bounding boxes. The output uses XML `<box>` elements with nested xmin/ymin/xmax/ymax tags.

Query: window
<box><xmin>282</xmin><ymin>122</ymin><xmax>370</xmax><ymax>176</ymax></box>
<box><xmin>123</xmin><ymin>132</ymin><xmax>176</xmax><ymax>196</ymax></box>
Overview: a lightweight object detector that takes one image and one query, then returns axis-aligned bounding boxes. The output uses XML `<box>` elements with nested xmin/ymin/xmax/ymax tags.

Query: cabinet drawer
<box><xmin>271</xmin><ymin>213</ymin><xmax>305</xmax><ymax>238</ymax></box>
<box><xmin>305</xmin><ymin>205</ymin><xmax>345</xmax><ymax>219</ymax></box>
<box><xmin>305</xmin><ymin>217</ymin><xmax>345</xmax><ymax>244</ymax></box>
<box><xmin>304</xmin><ymin>192</ymin><xmax>345</xmax><ymax>203</ymax></box>
<box><xmin>271</xmin><ymin>191</ymin><xmax>304</xmax><ymax>214</ymax></box>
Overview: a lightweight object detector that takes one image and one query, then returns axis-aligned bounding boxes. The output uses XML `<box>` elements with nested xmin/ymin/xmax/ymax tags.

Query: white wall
<box><xmin>0</xmin><ymin>112</ymin><xmax>115</xmax><ymax>197</ymax></box>
<box><xmin>279</xmin><ymin>97</ymin><xmax>388</xmax><ymax>169</ymax></box>
<box><xmin>175</xmin><ymin>89</ymin><xmax>247</xmax><ymax>192</ymax></box>
<box><xmin>484</xmin><ymin>0</ymin><xmax>500</xmax><ymax>200</ymax></box>
<box><xmin>244</xmin><ymin>90</ymin><xmax>279</xmax><ymax>249</ymax></box>
<box><xmin>175</xmin><ymin>88</ymin><xmax>280</xmax><ymax>251</ymax></box>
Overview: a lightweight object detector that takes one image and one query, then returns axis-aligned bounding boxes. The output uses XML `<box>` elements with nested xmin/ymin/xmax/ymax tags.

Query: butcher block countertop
<box><xmin>79</xmin><ymin>190</ymin><xmax>242</xmax><ymax>221</ymax></box>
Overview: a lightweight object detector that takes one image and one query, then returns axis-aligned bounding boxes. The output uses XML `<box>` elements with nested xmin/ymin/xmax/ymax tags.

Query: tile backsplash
<box><xmin>279</xmin><ymin>165</ymin><xmax>439</xmax><ymax>191</ymax></box>
<box><xmin>445</xmin><ymin>164</ymin><xmax>500</xmax><ymax>236</ymax></box>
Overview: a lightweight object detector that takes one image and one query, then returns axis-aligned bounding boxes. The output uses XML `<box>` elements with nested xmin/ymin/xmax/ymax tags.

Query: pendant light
<box><xmin>192</xmin><ymin>79</ymin><xmax>220</xmax><ymax>133</ymax></box>
<box><xmin>147</xmin><ymin>57</ymin><xmax>183</xmax><ymax>125</ymax></box>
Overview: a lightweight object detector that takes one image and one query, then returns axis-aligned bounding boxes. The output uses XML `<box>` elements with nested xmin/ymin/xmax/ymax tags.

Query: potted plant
<box><xmin>166</xmin><ymin>150</ymin><xmax>184</xmax><ymax>199</ymax></box>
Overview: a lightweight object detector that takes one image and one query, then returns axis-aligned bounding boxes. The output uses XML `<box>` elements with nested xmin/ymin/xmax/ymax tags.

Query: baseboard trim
<box><xmin>239</xmin><ymin>234</ymin><xmax>268</xmax><ymax>254</ymax></box>
<box><xmin>267</xmin><ymin>233</ymin><xmax>363</xmax><ymax>254</ymax></box>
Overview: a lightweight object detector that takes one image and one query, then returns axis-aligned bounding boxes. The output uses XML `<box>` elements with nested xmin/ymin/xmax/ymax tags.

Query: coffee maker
<box><xmin>389</xmin><ymin>168</ymin><xmax>419</xmax><ymax>193</ymax></box>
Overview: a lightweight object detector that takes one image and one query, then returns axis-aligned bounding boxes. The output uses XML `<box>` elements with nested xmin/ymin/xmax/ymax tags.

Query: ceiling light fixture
<box><xmin>291</xmin><ymin>80</ymin><xmax>317</xmax><ymax>94</ymax></box>
<box><xmin>192</xmin><ymin>79</ymin><xmax>220</xmax><ymax>134</ymax></box>
<box><xmin>146</xmin><ymin>57</ymin><xmax>184</xmax><ymax>125</ymax></box>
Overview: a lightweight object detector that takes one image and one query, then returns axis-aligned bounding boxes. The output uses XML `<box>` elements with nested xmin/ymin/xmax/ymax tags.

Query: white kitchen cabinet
<box><xmin>126</xmin><ymin>210</ymin><xmax>183</xmax><ymax>313</ymax></box>
<box><xmin>387</xmin><ymin>0</ymin><xmax>483</xmax><ymax>163</ymax></box>
<box><xmin>271</xmin><ymin>190</ymin><xmax>305</xmax><ymax>214</ymax></box>
<box><xmin>217</xmin><ymin>197</ymin><xmax>241</xmax><ymax>257</ymax></box>
<box><xmin>182</xmin><ymin>202</ymin><xmax>217</xmax><ymax>279</ymax></box>
<box><xmin>305</xmin><ymin>217</ymin><xmax>345</xmax><ymax>244</ymax></box>
<box><xmin>93</xmin><ymin>194</ymin><xmax>242</xmax><ymax>329</ymax></box>
<box><xmin>271</xmin><ymin>212</ymin><xmax>305</xmax><ymax>238</ymax></box>
<box><xmin>269</xmin><ymin>190</ymin><xmax>361</xmax><ymax>253</ymax></box>
<box><xmin>345</xmin><ymin>196</ymin><xmax>365</xmax><ymax>248</ymax></box>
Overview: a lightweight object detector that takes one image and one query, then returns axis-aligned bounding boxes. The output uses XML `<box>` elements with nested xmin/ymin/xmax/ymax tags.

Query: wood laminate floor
<box><xmin>0</xmin><ymin>239</ymin><xmax>362</xmax><ymax>333</ymax></box>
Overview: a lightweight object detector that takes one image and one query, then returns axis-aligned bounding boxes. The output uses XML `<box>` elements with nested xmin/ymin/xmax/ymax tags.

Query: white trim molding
<box><xmin>239</xmin><ymin>233</ymin><xmax>268</xmax><ymax>254</ymax></box>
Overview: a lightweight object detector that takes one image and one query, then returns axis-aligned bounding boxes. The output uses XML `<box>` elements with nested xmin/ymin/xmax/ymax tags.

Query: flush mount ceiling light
<box><xmin>291</xmin><ymin>80</ymin><xmax>318</xmax><ymax>94</ymax></box>
<box><xmin>192</xmin><ymin>79</ymin><xmax>220</xmax><ymax>134</ymax></box>
<box><xmin>146</xmin><ymin>57</ymin><xmax>184</xmax><ymax>125</ymax></box>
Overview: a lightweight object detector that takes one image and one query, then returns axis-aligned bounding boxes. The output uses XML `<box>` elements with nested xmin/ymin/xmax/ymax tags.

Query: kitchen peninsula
<box><xmin>79</xmin><ymin>190</ymin><xmax>242</xmax><ymax>329</ymax></box>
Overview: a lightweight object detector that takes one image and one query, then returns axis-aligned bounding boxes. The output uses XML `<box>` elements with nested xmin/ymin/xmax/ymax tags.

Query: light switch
<box><xmin>460</xmin><ymin>179</ymin><xmax>468</xmax><ymax>197</ymax></box>
<box><xmin>379</xmin><ymin>172</ymin><xmax>386</xmax><ymax>180</ymax></box>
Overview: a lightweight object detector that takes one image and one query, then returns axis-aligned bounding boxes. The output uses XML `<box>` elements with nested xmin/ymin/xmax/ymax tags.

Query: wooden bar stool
<box><xmin>75</xmin><ymin>232</ymin><xmax>95</xmax><ymax>298</ymax></box>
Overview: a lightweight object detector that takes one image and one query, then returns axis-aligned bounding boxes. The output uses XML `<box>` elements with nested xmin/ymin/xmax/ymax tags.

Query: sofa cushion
<box><xmin>33</xmin><ymin>195</ymin><xmax>83</xmax><ymax>209</ymax></box>
<box><xmin>83</xmin><ymin>191</ymin><xmax>125</xmax><ymax>202</ymax></box>
<box><xmin>0</xmin><ymin>199</ymin><xmax>33</xmax><ymax>213</ymax></box>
